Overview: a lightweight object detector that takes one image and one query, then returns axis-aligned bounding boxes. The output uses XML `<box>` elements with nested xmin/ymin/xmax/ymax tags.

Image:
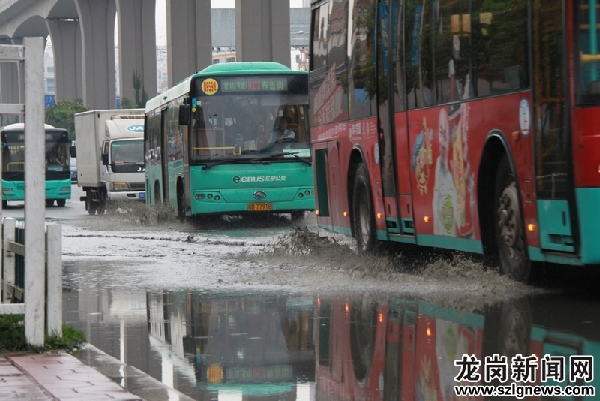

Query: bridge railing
<box><xmin>0</xmin><ymin>218</ymin><xmax>62</xmax><ymax>342</ymax></box>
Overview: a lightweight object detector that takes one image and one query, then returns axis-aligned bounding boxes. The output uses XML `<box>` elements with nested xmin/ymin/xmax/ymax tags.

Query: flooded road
<box><xmin>8</xmin><ymin>185</ymin><xmax>600</xmax><ymax>400</ymax></box>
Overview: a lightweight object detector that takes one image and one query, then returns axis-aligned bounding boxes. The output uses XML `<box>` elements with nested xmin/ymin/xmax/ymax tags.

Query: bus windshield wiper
<box><xmin>282</xmin><ymin>152</ymin><xmax>312</xmax><ymax>166</ymax></box>
<box><xmin>202</xmin><ymin>158</ymin><xmax>263</xmax><ymax>171</ymax></box>
<box><xmin>201</xmin><ymin>152</ymin><xmax>311</xmax><ymax>170</ymax></box>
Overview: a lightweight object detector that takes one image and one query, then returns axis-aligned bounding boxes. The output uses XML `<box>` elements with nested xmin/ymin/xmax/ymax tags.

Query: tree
<box><xmin>120</xmin><ymin>97</ymin><xmax>136</xmax><ymax>109</ymax></box>
<box><xmin>45</xmin><ymin>99</ymin><xmax>89</xmax><ymax>141</ymax></box>
<box><xmin>132</xmin><ymin>71</ymin><xmax>148</xmax><ymax>108</ymax></box>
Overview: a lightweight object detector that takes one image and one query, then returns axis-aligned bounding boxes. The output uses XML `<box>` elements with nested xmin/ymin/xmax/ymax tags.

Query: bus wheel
<box><xmin>2</xmin><ymin>200</ymin><xmax>7</xmax><ymax>208</ymax></box>
<box><xmin>291</xmin><ymin>211</ymin><xmax>305</xmax><ymax>221</ymax></box>
<box><xmin>46</xmin><ymin>199</ymin><xmax>55</xmax><ymax>207</ymax></box>
<box><xmin>494</xmin><ymin>155</ymin><xmax>530</xmax><ymax>282</ymax></box>
<box><xmin>154</xmin><ymin>182</ymin><xmax>161</xmax><ymax>204</ymax></box>
<box><xmin>56</xmin><ymin>199</ymin><xmax>66</xmax><ymax>207</ymax></box>
<box><xmin>353</xmin><ymin>163</ymin><xmax>376</xmax><ymax>253</ymax></box>
<box><xmin>177</xmin><ymin>185</ymin><xmax>186</xmax><ymax>221</ymax></box>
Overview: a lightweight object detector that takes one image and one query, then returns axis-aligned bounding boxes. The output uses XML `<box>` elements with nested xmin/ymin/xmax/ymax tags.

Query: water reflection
<box><xmin>63</xmin><ymin>289</ymin><xmax>599</xmax><ymax>400</ymax></box>
<box><xmin>315</xmin><ymin>296</ymin><xmax>599</xmax><ymax>400</ymax></box>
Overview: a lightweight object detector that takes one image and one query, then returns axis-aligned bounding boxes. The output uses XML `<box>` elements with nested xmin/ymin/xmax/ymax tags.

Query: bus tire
<box><xmin>2</xmin><ymin>200</ymin><xmax>7</xmax><ymax>209</ymax></box>
<box><xmin>154</xmin><ymin>181</ymin><xmax>161</xmax><ymax>204</ymax></box>
<box><xmin>177</xmin><ymin>183</ymin><xmax>186</xmax><ymax>221</ymax></box>
<box><xmin>494</xmin><ymin>154</ymin><xmax>531</xmax><ymax>282</ymax></box>
<box><xmin>291</xmin><ymin>211</ymin><xmax>305</xmax><ymax>221</ymax></box>
<box><xmin>46</xmin><ymin>199</ymin><xmax>55</xmax><ymax>207</ymax></box>
<box><xmin>352</xmin><ymin>163</ymin><xmax>376</xmax><ymax>253</ymax></box>
<box><xmin>56</xmin><ymin>199</ymin><xmax>66</xmax><ymax>207</ymax></box>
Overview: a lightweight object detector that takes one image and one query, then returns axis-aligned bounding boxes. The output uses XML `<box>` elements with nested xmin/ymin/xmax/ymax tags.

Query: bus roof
<box><xmin>145</xmin><ymin>75</ymin><xmax>192</xmax><ymax>113</ymax></box>
<box><xmin>145</xmin><ymin>62</ymin><xmax>307</xmax><ymax>113</ymax></box>
<box><xmin>1</xmin><ymin>123</ymin><xmax>65</xmax><ymax>132</ymax></box>
<box><xmin>195</xmin><ymin>61</ymin><xmax>307</xmax><ymax>77</ymax></box>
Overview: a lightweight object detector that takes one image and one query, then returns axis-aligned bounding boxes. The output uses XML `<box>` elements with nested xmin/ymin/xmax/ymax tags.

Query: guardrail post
<box><xmin>2</xmin><ymin>218</ymin><xmax>16</xmax><ymax>302</ymax></box>
<box><xmin>46</xmin><ymin>224</ymin><xmax>62</xmax><ymax>336</ymax></box>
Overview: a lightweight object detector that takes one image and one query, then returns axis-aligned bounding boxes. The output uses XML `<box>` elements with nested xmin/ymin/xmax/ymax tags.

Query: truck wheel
<box><xmin>57</xmin><ymin>199</ymin><xmax>66</xmax><ymax>207</ymax></box>
<box><xmin>494</xmin><ymin>154</ymin><xmax>531</xmax><ymax>282</ymax></box>
<box><xmin>352</xmin><ymin>163</ymin><xmax>376</xmax><ymax>253</ymax></box>
<box><xmin>86</xmin><ymin>191</ymin><xmax>96</xmax><ymax>215</ymax></box>
<box><xmin>46</xmin><ymin>199</ymin><xmax>55</xmax><ymax>207</ymax></box>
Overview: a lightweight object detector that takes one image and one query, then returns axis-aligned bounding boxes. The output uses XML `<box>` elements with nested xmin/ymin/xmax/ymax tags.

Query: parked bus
<box><xmin>144</xmin><ymin>62</ymin><xmax>313</xmax><ymax>220</ymax></box>
<box><xmin>309</xmin><ymin>0</ymin><xmax>600</xmax><ymax>281</ymax></box>
<box><xmin>1</xmin><ymin>123</ymin><xmax>71</xmax><ymax>207</ymax></box>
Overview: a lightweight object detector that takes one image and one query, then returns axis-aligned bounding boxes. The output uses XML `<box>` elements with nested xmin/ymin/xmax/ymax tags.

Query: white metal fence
<box><xmin>0</xmin><ymin>218</ymin><xmax>62</xmax><ymax>341</ymax></box>
<box><xmin>1</xmin><ymin>38</ymin><xmax>59</xmax><ymax>346</ymax></box>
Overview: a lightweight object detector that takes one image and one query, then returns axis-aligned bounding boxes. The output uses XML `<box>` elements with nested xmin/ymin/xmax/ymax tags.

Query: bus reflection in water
<box><xmin>147</xmin><ymin>292</ymin><xmax>598</xmax><ymax>400</ymax></box>
<box><xmin>315</xmin><ymin>297</ymin><xmax>599</xmax><ymax>400</ymax></box>
<box><xmin>147</xmin><ymin>292</ymin><xmax>315</xmax><ymax>398</ymax></box>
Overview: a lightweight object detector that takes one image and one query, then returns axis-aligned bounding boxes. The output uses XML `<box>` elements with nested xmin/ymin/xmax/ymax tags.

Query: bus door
<box><xmin>377</xmin><ymin>0</ymin><xmax>414</xmax><ymax>239</ymax></box>
<box><xmin>161</xmin><ymin>108</ymin><xmax>169</xmax><ymax>202</ymax></box>
<box><xmin>532</xmin><ymin>1</ymin><xmax>575</xmax><ymax>255</ymax></box>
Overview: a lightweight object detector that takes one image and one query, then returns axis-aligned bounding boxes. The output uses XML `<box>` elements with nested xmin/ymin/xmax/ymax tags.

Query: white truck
<box><xmin>74</xmin><ymin>109</ymin><xmax>146</xmax><ymax>215</ymax></box>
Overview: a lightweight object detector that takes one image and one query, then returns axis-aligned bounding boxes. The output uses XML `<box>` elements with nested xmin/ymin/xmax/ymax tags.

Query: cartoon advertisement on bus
<box><xmin>410</xmin><ymin>104</ymin><xmax>476</xmax><ymax>239</ymax></box>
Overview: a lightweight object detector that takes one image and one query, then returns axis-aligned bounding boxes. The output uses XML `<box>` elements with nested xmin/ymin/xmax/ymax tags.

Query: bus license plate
<box><xmin>139</xmin><ymin>192</ymin><xmax>146</xmax><ymax>199</ymax></box>
<box><xmin>247</xmin><ymin>203</ymin><xmax>272</xmax><ymax>211</ymax></box>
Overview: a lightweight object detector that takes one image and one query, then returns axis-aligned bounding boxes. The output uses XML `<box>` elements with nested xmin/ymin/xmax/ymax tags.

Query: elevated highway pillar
<box><xmin>75</xmin><ymin>0</ymin><xmax>116</xmax><ymax>109</ymax></box>
<box><xmin>235</xmin><ymin>0</ymin><xmax>290</xmax><ymax>66</ymax></box>
<box><xmin>0</xmin><ymin>38</ymin><xmax>23</xmax><ymax>125</ymax></box>
<box><xmin>47</xmin><ymin>19</ymin><xmax>83</xmax><ymax>102</ymax></box>
<box><xmin>116</xmin><ymin>0</ymin><xmax>157</xmax><ymax>104</ymax></box>
<box><xmin>166</xmin><ymin>0</ymin><xmax>211</xmax><ymax>87</ymax></box>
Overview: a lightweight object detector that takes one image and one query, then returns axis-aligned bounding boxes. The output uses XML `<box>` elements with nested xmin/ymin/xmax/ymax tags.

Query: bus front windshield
<box><xmin>189</xmin><ymin>91</ymin><xmax>310</xmax><ymax>164</ymax></box>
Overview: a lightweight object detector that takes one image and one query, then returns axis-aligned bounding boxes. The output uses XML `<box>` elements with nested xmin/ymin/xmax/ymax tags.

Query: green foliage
<box><xmin>120</xmin><ymin>97</ymin><xmax>137</xmax><ymax>109</ymax></box>
<box><xmin>0</xmin><ymin>314</ymin><xmax>27</xmax><ymax>351</ymax></box>
<box><xmin>45</xmin><ymin>325</ymin><xmax>86</xmax><ymax>351</ymax></box>
<box><xmin>0</xmin><ymin>315</ymin><xmax>85</xmax><ymax>352</ymax></box>
<box><xmin>45</xmin><ymin>99</ymin><xmax>89</xmax><ymax>141</ymax></box>
<box><xmin>132</xmin><ymin>71</ymin><xmax>149</xmax><ymax>108</ymax></box>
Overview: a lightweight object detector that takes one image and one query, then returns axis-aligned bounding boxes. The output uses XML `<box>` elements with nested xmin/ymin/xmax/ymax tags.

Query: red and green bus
<box><xmin>309</xmin><ymin>0</ymin><xmax>600</xmax><ymax>281</ymax></box>
<box><xmin>145</xmin><ymin>62</ymin><xmax>313</xmax><ymax>220</ymax></box>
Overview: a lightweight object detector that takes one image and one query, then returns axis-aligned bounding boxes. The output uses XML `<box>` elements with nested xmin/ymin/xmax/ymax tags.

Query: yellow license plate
<box><xmin>247</xmin><ymin>203</ymin><xmax>273</xmax><ymax>211</ymax></box>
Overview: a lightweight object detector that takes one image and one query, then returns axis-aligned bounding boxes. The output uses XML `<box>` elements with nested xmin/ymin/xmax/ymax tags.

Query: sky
<box><xmin>154</xmin><ymin>0</ymin><xmax>306</xmax><ymax>46</ymax></box>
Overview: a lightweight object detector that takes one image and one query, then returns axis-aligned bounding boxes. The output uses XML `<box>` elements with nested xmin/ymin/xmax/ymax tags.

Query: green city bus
<box><xmin>144</xmin><ymin>62</ymin><xmax>313</xmax><ymax>219</ymax></box>
<box><xmin>1</xmin><ymin>123</ymin><xmax>71</xmax><ymax>207</ymax></box>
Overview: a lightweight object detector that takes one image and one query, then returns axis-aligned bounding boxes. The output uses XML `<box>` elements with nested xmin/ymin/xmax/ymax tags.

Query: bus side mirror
<box><xmin>70</xmin><ymin>146</ymin><xmax>76</xmax><ymax>158</ymax></box>
<box><xmin>179</xmin><ymin>105</ymin><xmax>190</xmax><ymax>126</ymax></box>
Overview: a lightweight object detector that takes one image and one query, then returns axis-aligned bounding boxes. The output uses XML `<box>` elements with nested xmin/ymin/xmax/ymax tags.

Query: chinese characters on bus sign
<box><xmin>201</xmin><ymin>78</ymin><xmax>219</xmax><ymax>95</ymax></box>
<box><xmin>221</xmin><ymin>78</ymin><xmax>287</xmax><ymax>92</ymax></box>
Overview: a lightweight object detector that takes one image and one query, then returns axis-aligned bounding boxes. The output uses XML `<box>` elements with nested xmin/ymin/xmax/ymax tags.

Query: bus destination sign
<box><xmin>220</xmin><ymin>78</ymin><xmax>288</xmax><ymax>92</ymax></box>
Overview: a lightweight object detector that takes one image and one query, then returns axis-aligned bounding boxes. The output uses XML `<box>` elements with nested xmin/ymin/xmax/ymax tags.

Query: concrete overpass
<box><xmin>0</xmin><ymin>0</ymin><xmax>301</xmax><ymax>112</ymax></box>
